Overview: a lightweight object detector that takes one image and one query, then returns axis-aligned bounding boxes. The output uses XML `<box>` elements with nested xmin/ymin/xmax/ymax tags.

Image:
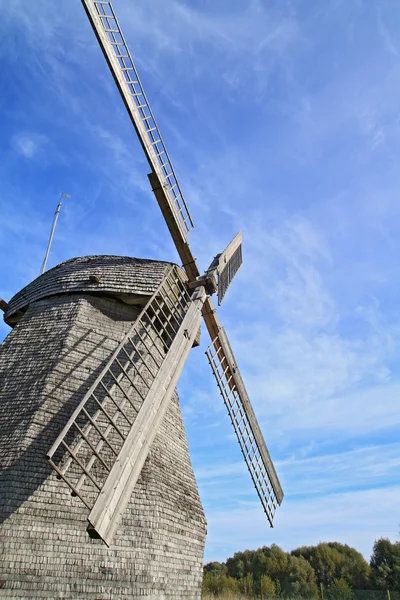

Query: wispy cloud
<box><xmin>377</xmin><ymin>8</ymin><xmax>398</xmax><ymax>57</ymax></box>
<box><xmin>11</xmin><ymin>132</ymin><xmax>48</xmax><ymax>158</ymax></box>
<box><xmin>279</xmin><ymin>442</ymin><xmax>400</xmax><ymax>495</ymax></box>
<box><xmin>205</xmin><ymin>486</ymin><xmax>400</xmax><ymax>562</ymax></box>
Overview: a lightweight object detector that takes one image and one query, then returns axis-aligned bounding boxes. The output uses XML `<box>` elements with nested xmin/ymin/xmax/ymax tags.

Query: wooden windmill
<box><xmin>0</xmin><ymin>1</ymin><xmax>283</xmax><ymax>598</ymax></box>
<box><xmin>45</xmin><ymin>0</ymin><xmax>283</xmax><ymax>547</ymax></box>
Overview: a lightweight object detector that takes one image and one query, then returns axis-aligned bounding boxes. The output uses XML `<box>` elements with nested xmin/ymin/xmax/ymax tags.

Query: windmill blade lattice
<box><xmin>82</xmin><ymin>0</ymin><xmax>194</xmax><ymax>244</ymax></box>
<box><xmin>206</xmin><ymin>327</ymin><xmax>283</xmax><ymax>524</ymax></box>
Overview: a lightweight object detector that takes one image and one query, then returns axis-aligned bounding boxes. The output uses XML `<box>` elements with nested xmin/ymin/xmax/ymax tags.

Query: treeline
<box><xmin>203</xmin><ymin>538</ymin><xmax>400</xmax><ymax>598</ymax></box>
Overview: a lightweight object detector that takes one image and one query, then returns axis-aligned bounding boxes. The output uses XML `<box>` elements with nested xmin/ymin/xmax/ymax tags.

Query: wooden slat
<box><xmin>88</xmin><ymin>286</ymin><xmax>206</xmax><ymax>545</ymax></box>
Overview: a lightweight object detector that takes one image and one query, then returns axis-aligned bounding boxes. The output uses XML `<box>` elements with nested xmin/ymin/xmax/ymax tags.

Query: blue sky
<box><xmin>1</xmin><ymin>0</ymin><xmax>399</xmax><ymax>563</ymax></box>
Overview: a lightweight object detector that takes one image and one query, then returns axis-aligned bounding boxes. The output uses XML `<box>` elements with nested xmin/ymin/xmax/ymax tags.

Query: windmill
<box><xmin>45</xmin><ymin>0</ymin><xmax>283</xmax><ymax>547</ymax></box>
<box><xmin>0</xmin><ymin>1</ymin><xmax>283</xmax><ymax>597</ymax></box>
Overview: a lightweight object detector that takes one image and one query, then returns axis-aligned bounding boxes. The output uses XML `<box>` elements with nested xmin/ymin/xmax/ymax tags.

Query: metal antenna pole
<box><xmin>40</xmin><ymin>192</ymin><xmax>71</xmax><ymax>275</ymax></box>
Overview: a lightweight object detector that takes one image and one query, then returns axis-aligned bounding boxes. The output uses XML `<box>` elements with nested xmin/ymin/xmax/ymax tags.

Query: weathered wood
<box><xmin>6</xmin><ymin>256</ymin><xmax>168</xmax><ymax>322</ymax></box>
<box><xmin>148</xmin><ymin>171</ymin><xmax>200</xmax><ymax>283</ymax></box>
<box><xmin>0</xmin><ymin>258</ymin><xmax>207</xmax><ymax>598</ymax></box>
<box><xmin>78</xmin><ymin>0</ymin><xmax>283</xmax><ymax>539</ymax></box>
<box><xmin>210</xmin><ymin>231</ymin><xmax>242</xmax><ymax>275</ymax></box>
<box><xmin>201</xmin><ymin>296</ymin><xmax>221</xmax><ymax>344</ymax></box>
<box><xmin>202</xmin><ymin>300</ymin><xmax>283</xmax><ymax>514</ymax></box>
<box><xmin>204</xmin><ymin>232</ymin><xmax>242</xmax><ymax>304</ymax></box>
<box><xmin>88</xmin><ymin>286</ymin><xmax>207</xmax><ymax>545</ymax></box>
<box><xmin>47</xmin><ymin>264</ymin><xmax>191</xmax><ymax>509</ymax></box>
<box><xmin>0</xmin><ymin>297</ymin><xmax>9</xmax><ymax>313</ymax></box>
<box><xmin>81</xmin><ymin>0</ymin><xmax>194</xmax><ymax>248</ymax></box>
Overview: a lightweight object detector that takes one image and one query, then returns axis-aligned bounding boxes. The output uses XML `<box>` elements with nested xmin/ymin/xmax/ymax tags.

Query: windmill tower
<box><xmin>0</xmin><ymin>2</ymin><xmax>283</xmax><ymax>599</ymax></box>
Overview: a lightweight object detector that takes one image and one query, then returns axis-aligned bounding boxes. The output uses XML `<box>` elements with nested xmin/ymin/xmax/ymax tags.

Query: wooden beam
<box><xmin>148</xmin><ymin>172</ymin><xmax>200</xmax><ymax>283</ymax></box>
<box><xmin>0</xmin><ymin>298</ymin><xmax>9</xmax><ymax>313</ymax></box>
<box><xmin>201</xmin><ymin>297</ymin><xmax>220</xmax><ymax>344</ymax></box>
<box><xmin>87</xmin><ymin>286</ymin><xmax>206</xmax><ymax>546</ymax></box>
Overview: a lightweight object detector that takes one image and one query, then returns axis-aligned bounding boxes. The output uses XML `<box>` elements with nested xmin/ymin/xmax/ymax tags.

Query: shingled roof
<box><xmin>5</xmin><ymin>255</ymin><xmax>179</xmax><ymax>324</ymax></box>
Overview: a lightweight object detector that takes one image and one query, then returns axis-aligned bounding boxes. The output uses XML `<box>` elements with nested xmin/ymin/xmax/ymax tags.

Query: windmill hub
<box><xmin>187</xmin><ymin>271</ymin><xmax>217</xmax><ymax>296</ymax></box>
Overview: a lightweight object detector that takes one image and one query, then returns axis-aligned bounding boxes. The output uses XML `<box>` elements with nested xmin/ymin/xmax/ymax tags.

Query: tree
<box><xmin>226</xmin><ymin>550</ymin><xmax>254</xmax><ymax>580</ymax></box>
<box><xmin>328</xmin><ymin>578</ymin><xmax>353</xmax><ymax>600</ymax></box>
<box><xmin>238</xmin><ymin>573</ymin><xmax>254</xmax><ymax>596</ymax></box>
<box><xmin>370</xmin><ymin>538</ymin><xmax>400</xmax><ymax>591</ymax></box>
<box><xmin>203</xmin><ymin>562</ymin><xmax>241</xmax><ymax>596</ymax></box>
<box><xmin>252</xmin><ymin>544</ymin><xmax>318</xmax><ymax>598</ymax></box>
<box><xmin>202</xmin><ymin>570</ymin><xmax>219</xmax><ymax>596</ymax></box>
<box><xmin>280</xmin><ymin>554</ymin><xmax>318</xmax><ymax>598</ymax></box>
<box><xmin>327</xmin><ymin>543</ymin><xmax>370</xmax><ymax>589</ymax></box>
<box><xmin>260</xmin><ymin>574</ymin><xmax>276</xmax><ymax>599</ymax></box>
<box><xmin>225</xmin><ymin>544</ymin><xmax>318</xmax><ymax>598</ymax></box>
<box><xmin>203</xmin><ymin>562</ymin><xmax>228</xmax><ymax>578</ymax></box>
<box><xmin>202</xmin><ymin>570</ymin><xmax>240</xmax><ymax>596</ymax></box>
<box><xmin>292</xmin><ymin>542</ymin><xmax>369</xmax><ymax>590</ymax></box>
<box><xmin>293</xmin><ymin>544</ymin><xmax>342</xmax><ymax>588</ymax></box>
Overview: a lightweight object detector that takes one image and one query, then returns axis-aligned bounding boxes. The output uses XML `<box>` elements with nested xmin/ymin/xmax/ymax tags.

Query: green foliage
<box><xmin>260</xmin><ymin>574</ymin><xmax>276</xmax><ymax>599</ymax></box>
<box><xmin>328</xmin><ymin>543</ymin><xmax>370</xmax><ymax>589</ymax></box>
<box><xmin>370</xmin><ymin>538</ymin><xmax>400</xmax><ymax>591</ymax></box>
<box><xmin>238</xmin><ymin>573</ymin><xmax>254</xmax><ymax>596</ymax></box>
<box><xmin>204</xmin><ymin>562</ymin><xmax>229</xmax><ymax>578</ymax></box>
<box><xmin>225</xmin><ymin>544</ymin><xmax>318</xmax><ymax>598</ymax></box>
<box><xmin>202</xmin><ymin>536</ymin><xmax>400</xmax><ymax>599</ymax></box>
<box><xmin>293</xmin><ymin>543</ymin><xmax>339</xmax><ymax>588</ymax></box>
<box><xmin>202</xmin><ymin>564</ymin><xmax>240</xmax><ymax>597</ymax></box>
<box><xmin>328</xmin><ymin>578</ymin><xmax>354</xmax><ymax>600</ymax></box>
<box><xmin>292</xmin><ymin>543</ymin><xmax>370</xmax><ymax>589</ymax></box>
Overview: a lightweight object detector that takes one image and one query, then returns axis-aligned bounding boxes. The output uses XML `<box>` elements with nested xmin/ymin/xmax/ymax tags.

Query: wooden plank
<box><xmin>87</xmin><ymin>286</ymin><xmax>206</xmax><ymax>546</ymax></box>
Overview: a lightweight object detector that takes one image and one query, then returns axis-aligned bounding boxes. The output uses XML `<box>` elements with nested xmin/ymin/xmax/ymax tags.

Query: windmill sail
<box><xmin>81</xmin><ymin>0</ymin><xmax>200</xmax><ymax>281</ymax></box>
<box><xmin>218</xmin><ymin>243</ymin><xmax>242</xmax><ymax>305</ymax></box>
<box><xmin>47</xmin><ymin>266</ymin><xmax>206</xmax><ymax>545</ymax></box>
<box><xmin>80</xmin><ymin>0</ymin><xmax>284</xmax><ymax>531</ymax></box>
<box><xmin>206</xmin><ymin>323</ymin><xmax>283</xmax><ymax>524</ymax></box>
<box><xmin>207</xmin><ymin>232</ymin><xmax>243</xmax><ymax>305</ymax></box>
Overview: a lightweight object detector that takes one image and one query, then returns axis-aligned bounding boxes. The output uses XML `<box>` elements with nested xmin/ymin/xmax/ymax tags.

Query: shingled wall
<box><xmin>0</xmin><ymin>257</ymin><xmax>207</xmax><ymax>599</ymax></box>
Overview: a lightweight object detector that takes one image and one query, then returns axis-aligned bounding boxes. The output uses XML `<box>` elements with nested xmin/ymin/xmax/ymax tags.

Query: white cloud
<box><xmin>204</xmin><ymin>485</ymin><xmax>400</xmax><ymax>562</ymax></box>
<box><xmin>196</xmin><ymin>442</ymin><xmax>400</xmax><ymax>514</ymax></box>
<box><xmin>279</xmin><ymin>443</ymin><xmax>400</xmax><ymax>494</ymax></box>
<box><xmin>377</xmin><ymin>9</ymin><xmax>398</xmax><ymax>57</ymax></box>
<box><xmin>11</xmin><ymin>133</ymin><xmax>47</xmax><ymax>158</ymax></box>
